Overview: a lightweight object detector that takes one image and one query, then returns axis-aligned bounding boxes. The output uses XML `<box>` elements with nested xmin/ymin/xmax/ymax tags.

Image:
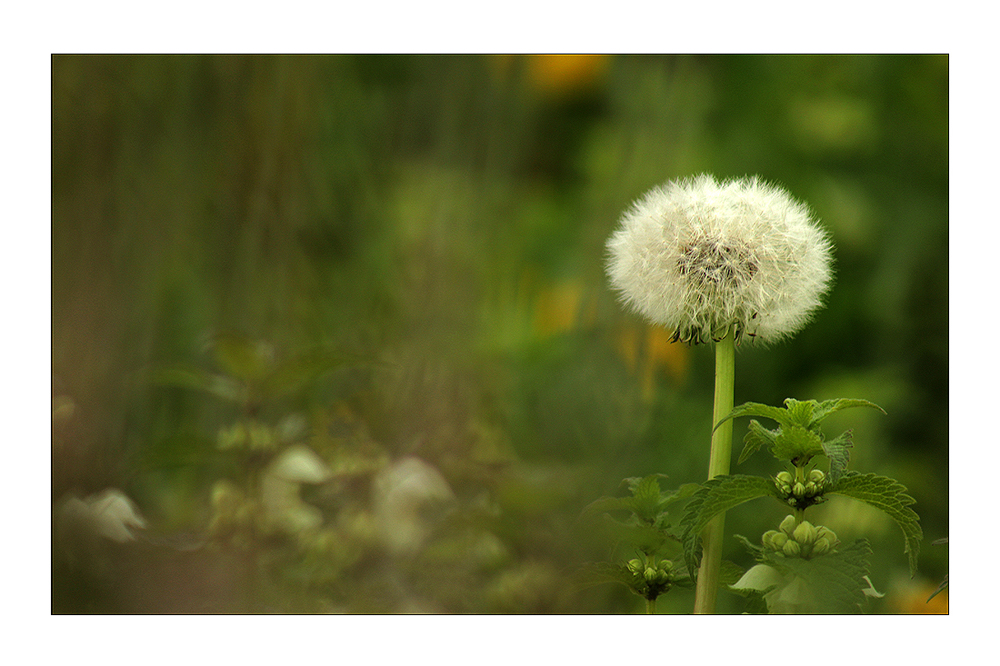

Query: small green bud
<box><xmin>627</xmin><ymin>559</ymin><xmax>643</xmax><ymax>574</ymax></box>
<box><xmin>644</xmin><ymin>567</ymin><xmax>658</xmax><ymax>582</ymax></box>
<box><xmin>771</xmin><ymin>532</ymin><xmax>789</xmax><ymax>550</ymax></box>
<box><xmin>775</xmin><ymin>471</ymin><xmax>794</xmax><ymax>486</ymax></box>
<box><xmin>812</xmin><ymin>537</ymin><xmax>831</xmax><ymax>556</ymax></box>
<box><xmin>804</xmin><ymin>481</ymin><xmax>817</xmax><ymax>497</ymax></box>
<box><xmin>762</xmin><ymin>530</ymin><xmax>780</xmax><ymax>549</ymax></box>
<box><xmin>808</xmin><ymin>469</ymin><xmax>826</xmax><ymax>485</ymax></box>
<box><xmin>814</xmin><ymin>526</ymin><xmax>838</xmax><ymax>544</ymax></box>
<box><xmin>779</xmin><ymin>515</ymin><xmax>797</xmax><ymax>536</ymax></box>
<box><xmin>782</xmin><ymin>540</ymin><xmax>801</xmax><ymax>557</ymax></box>
<box><xmin>659</xmin><ymin>559</ymin><xmax>674</xmax><ymax>571</ymax></box>
<box><xmin>792</xmin><ymin>482</ymin><xmax>806</xmax><ymax>498</ymax></box>
<box><xmin>793</xmin><ymin>521</ymin><xmax>817</xmax><ymax>545</ymax></box>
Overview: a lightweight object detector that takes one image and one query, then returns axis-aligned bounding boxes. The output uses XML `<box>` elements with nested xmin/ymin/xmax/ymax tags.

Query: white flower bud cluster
<box><xmin>762</xmin><ymin>516</ymin><xmax>839</xmax><ymax>560</ymax></box>
<box><xmin>607</xmin><ymin>174</ymin><xmax>833</xmax><ymax>344</ymax></box>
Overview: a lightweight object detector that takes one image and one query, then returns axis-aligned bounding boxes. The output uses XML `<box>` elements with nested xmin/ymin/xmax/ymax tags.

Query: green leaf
<box><xmin>811</xmin><ymin>398</ymin><xmax>886</xmax><ymax>424</ymax></box>
<box><xmin>629</xmin><ymin>475</ymin><xmax>668</xmax><ymax>523</ymax></box>
<box><xmin>821</xmin><ymin>430</ymin><xmax>854</xmax><ymax>486</ymax></box>
<box><xmin>762</xmin><ymin>539</ymin><xmax>875</xmax><ymax>613</ymax></box>
<box><xmin>680</xmin><ymin>475</ymin><xmax>779</xmax><ymax>573</ymax></box>
<box><xmin>715</xmin><ymin>402</ymin><xmax>793</xmax><ymax>432</ymax></box>
<box><xmin>718</xmin><ymin>397</ymin><xmax>885</xmax><ymax>434</ymax></box>
<box><xmin>829</xmin><ymin>472</ymin><xmax>922</xmax><ymax>577</ymax></box>
<box><xmin>770</xmin><ymin>424</ymin><xmax>825</xmax><ymax>463</ymax></box>
<box><xmin>576</xmin><ymin>561</ymin><xmax>638</xmax><ymax>591</ymax></box>
<box><xmin>737</xmin><ymin>420</ymin><xmax>777</xmax><ymax>464</ymax></box>
<box><xmin>782</xmin><ymin>398</ymin><xmax>816</xmax><ymax>427</ymax></box>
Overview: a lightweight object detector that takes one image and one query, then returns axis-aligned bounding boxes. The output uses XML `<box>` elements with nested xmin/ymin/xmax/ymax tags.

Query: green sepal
<box><xmin>680</xmin><ymin>475</ymin><xmax>780</xmax><ymax>574</ymax></box>
<box><xmin>829</xmin><ymin>472</ymin><xmax>922</xmax><ymax>577</ymax></box>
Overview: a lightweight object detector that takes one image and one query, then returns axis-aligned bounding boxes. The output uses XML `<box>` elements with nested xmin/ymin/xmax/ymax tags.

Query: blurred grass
<box><xmin>52</xmin><ymin>54</ymin><xmax>947</xmax><ymax>613</ymax></box>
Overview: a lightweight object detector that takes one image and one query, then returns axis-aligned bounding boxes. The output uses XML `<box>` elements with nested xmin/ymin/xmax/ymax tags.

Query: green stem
<box><xmin>693</xmin><ymin>328</ymin><xmax>736</xmax><ymax>614</ymax></box>
<box><xmin>646</xmin><ymin>597</ymin><xmax>656</xmax><ymax>614</ymax></box>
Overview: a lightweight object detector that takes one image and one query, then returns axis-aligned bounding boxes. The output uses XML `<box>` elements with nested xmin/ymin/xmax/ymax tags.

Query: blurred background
<box><xmin>51</xmin><ymin>54</ymin><xmax>947</xmax><ymax>614</ymax></box>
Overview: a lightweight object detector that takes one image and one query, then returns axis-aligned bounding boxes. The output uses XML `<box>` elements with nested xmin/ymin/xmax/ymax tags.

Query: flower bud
<box><xmin>627</xmin><ymin>559</ymin><xmax>643</xmax><ymax>574</ymax></box>
<box><xmin>762</xmin><ymin>530</ymin><xmax>780</xmax><ymax>549</ymax></box>
<box><xmin>771</xmin><ymin>532</ymin><xmax>789</xmax><ymax>550</ymax></box>
<box><xmin>814</xmin><ymin>526</ymin><xmax>838</xmax><ymax>544</ymax></box>
<box><xmin>659</xmin><ymin>559</ymin><xmax>674</xmax><ymax>571</ymax></box>
<box><xmin>792</xmin><ymin>482</ymin><xmax>806</xmax><ymax>498</ymax></box>
<box><xmin>644</xmin><ymin>567</ymin><xmax>658</xmax><ymax>582</ymax></box>
<box><xmin>811</xmin><ymin>537</ymin><xmax>831</xmax><ymax>556</ymax></box>
<box><xmin>793</xmin><ymin>521</ymin><xmax>817</xmax><ymax>545</ymax></box>
<box><xmin>779</xmin><ymin>515</ymin><xmax>797</xmax><ymax>536</ymax></box>
<box><xmin>804</xmin><ymin>481</ymin><xmax>817</xmax><ymax>497</ymax></box>
<box><xmin>775</xmin><ymin>471</ymin><xmax>793</xmax><ymax>486</ymax></box>
<box><xmin>782</xmin><ymin>540</ymin><xmax>801</xmax><ymax>557</ymax></box>
<box><xmin>808</xmin><ymin>469</ymin><xmax>826</xmax><ymax>485</ymax></box>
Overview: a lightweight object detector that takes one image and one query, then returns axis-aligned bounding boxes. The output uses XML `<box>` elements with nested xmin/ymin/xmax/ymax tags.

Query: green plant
<box><xmin>579</xmin><ymin>475</ymin><xmax>701</xmax><ymax>613</ymax></box>
<box><xmin>594</xmin><ymin>175</ymin><xmax>922</xmax><ymax>613</ymax></box>
<box><xmin>681</xmin><ymin>397</ymin><xmax>921</xmax><ymax>613</ymax></box>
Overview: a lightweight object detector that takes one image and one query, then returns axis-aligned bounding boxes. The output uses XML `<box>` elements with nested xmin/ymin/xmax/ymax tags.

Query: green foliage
<box><xmin>157</xmin><ymin>332</ymin><xmax>359</xmax><ymax>412</ymax></box>
<box><xmin>50</xmin><ymin>55</ymin><xmax>946</xmax><ymax>613</ymax></box>
<box><xmin>718</xmin><ymin>398</ymin><xmax>884</xmax><ymax>466</ymax></box>
<box><xmin>829</xmin><ymin>472</ymin><xmax>923</xmax><ymax>577</ymax></box>
<box><xmin>679</xmin><ymin>474</ymin><xmax>779</xmax><ymax>574</ymax></box>
<box><xmin>732</xmin><ymin>538</ymin><xmax>877</xmax><ymax>613</ymax></box>
<box><xmin>580</xmin><ymin>475</ymin><xmax>699</xmax><ymax>604</ymax></box>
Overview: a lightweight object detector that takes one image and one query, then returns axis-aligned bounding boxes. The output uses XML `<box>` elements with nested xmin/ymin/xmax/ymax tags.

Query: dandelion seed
<box><xmin>606</xmin><ymin>174</ymin><xmax>833</xmax><ymax>344</ymax></box>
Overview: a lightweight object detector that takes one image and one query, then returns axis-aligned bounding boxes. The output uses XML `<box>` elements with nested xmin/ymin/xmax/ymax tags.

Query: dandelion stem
<box><xmin>693</xmin><ymin>327</ymin><xmax>735</xmax><ymax>614</ymax></box>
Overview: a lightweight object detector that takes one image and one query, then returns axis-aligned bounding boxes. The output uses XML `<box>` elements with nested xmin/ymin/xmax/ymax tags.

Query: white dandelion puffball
<box><xmin>606</xmin><ymin>174</ymin><xmax>833</xmax><ymax>344</ymax></box>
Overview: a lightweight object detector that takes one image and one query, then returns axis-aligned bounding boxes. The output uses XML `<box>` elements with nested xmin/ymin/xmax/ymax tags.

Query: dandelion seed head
<box><xmin>606</xmin><ymin>174</ymin><xmax>833</xmax><ymax>344</ymax></box>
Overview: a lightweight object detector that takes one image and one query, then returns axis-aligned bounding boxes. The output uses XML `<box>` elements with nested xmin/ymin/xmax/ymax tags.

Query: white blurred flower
<box><xmin>373</xmin><ymin>457</ymin><xmax>455</xmax><ymax>555</ymax></box>
<box><xmin>261</xmin><ymin>444</ymin><xmax>332</xmax><ymax>534</ymax></box>
<box><xmin>54</xmin><ymin>488</ymin><xmax>146</xmax><ymax>566</ymax></box>
<box><xmin>606</xmin><ymin>174</ymin><xmax>833</xmax><ymax>344</ymax></box>
<box><xmin>57</xmin><ymin>488</ymin><xmax>148</xmax><ymax>544</ymax></box>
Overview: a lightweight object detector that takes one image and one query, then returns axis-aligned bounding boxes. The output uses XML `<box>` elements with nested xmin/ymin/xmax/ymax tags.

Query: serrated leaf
<box><xmin>714</xmin><ymin>402</ymin><xmax>794</xmax><ymax>432</ymax></box>
<box><xmin>718</xmin><ymin>397</ymin><xmax>885</xmax><ymax>434</ymax></box>
<box><xmin>771</xmin><ymin>424</ymin><xmax>825</xmax><ymax>463</ymax></box>
<box><xmin>737</xmin><ymin>420</ymin><xmax>777</xmax><ymax>464</ymax></box>
<box><xmin>718</xmin><ymin>559</ymin><xmax>746</xmax><ymax>588</ymax></box>
<box><xmin>576</xmin><ymin>561</ymin><xmax>637</xmax><ymax>591</ymax></box>
<box><xmin>829</xmin><ymin>472</ymin><xmax>922</xmax><ymax>577</ymax></box>
<box><xmin>822</xmin><ymin>430</ymin><xmax>854</xmax><ymax>485</ymax></box>
<box><xmin>630</xmin><ymin>475</ymin><xmax>666</xmax><ymax>523</ymax></box>
<box><xmin>680</xmin><ymin>475</ymin><xmax>779</xmax><ymax>573</ymax></box>
<box><xmin>782</xmin><ymin>398</ymin><xmax>816</xmax><ymax>427</ymax></box>
<box><xmin>763</xmin><ymin>539</ymin><xmax>875</xmax><ymax>613</ymax></box>
<box><xmin>810</xmin><ymin>398</ymin><xmax>886</xmax><ymax>424</ymax></box>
